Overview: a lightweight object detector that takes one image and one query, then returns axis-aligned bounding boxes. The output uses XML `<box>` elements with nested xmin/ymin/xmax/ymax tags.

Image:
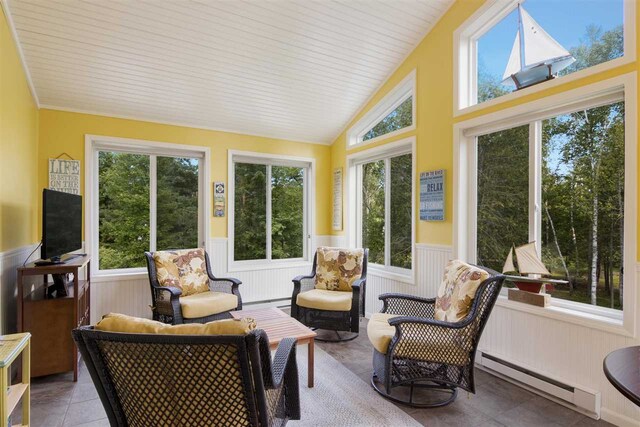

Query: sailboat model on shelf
<box><xmin>502</xmin><ymin>242</ymin><xmax>568</xmax><ymax>293</ymax></box>
<box><xmin>501</xmin><ymin>4</ymin><xmax>576</xmax><ymax>90</ymax></box>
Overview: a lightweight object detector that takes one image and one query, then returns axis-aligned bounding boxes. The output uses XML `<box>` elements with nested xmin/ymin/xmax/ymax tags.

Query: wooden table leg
<box><xmin>308</xmin><ymin>338</ymin><xmax>314</xmax><ymax>388</ymax></box>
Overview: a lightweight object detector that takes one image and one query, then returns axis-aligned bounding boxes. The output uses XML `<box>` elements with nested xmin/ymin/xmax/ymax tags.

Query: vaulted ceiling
<box><xmin>6</xmin><ymin>0</ymin><xmax>453</xmax><ymax>144</ymax></box>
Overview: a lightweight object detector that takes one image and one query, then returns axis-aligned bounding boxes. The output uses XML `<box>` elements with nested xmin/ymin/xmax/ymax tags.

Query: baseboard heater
<box><xmin>477</xmin><ymin>351</ymin><xmax>601</xmax><ymax>419</ymax></box>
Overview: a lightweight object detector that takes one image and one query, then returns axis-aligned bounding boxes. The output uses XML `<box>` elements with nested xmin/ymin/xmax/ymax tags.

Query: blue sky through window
<box><xmin>478</xmin><ymin>0</ymin><xmax>623</xmax><ymax>84</ymax></box>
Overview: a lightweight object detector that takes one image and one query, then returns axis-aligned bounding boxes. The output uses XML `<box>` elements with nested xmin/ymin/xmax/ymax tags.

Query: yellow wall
<box><xmin>38</xmin><ymin>109</ymin><xmax>332</xmax><ymax>238</ymax></box>
<box><xmin>331</xmin><ymin>0</ymin><xmax>640</xmax><ymax>251</ymax></box>
<box><xmin>0</xmin><ymin>7</ymin><xmax>38</xmax><ymax>252</ymax></box>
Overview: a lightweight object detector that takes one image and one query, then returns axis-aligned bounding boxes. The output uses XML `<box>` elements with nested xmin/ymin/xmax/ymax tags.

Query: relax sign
<box><xmin>49</xmin><ymin>158</ymin><xmax>80</xmax><ymax>195</ymax></box>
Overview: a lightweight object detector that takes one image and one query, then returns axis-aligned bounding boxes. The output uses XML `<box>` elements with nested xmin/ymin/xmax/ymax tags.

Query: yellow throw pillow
<box><xmin>434</xmin><ymin>260</ymin><xmax>489</xmax><ymax>323</ymax></box>
<box><xmin>314</xmin><ymin>247</ymin><xmax>364</xmax><ymax>292</ymax></box>
<box><xmin>152</xmin><ymin>248</ymin><xmax>210</xmax><ymax>296</ymax></box>
<box><xmin>95</xmin><ymin>313</ymin><xmax>256</xmax><ymax>335</ymax></box>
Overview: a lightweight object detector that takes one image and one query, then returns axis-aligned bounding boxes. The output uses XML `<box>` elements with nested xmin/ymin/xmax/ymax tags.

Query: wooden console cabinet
<box><xmin>17</xmin><ymin>255</ymin><xmax>90</xmax><ymax>381</ymax></box>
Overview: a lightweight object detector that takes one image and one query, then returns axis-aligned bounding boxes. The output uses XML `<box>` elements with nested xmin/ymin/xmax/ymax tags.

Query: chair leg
<box><xmin>371</xmin><ymin>374</ymin><xmax>458</xmax><ymax>408</ymax></box>
<box><xmin>311</xmin><ymin>328</ymin><xmax>359</xmax><ymax>343</ymax></box>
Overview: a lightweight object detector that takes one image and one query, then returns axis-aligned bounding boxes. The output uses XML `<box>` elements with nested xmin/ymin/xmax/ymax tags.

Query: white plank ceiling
<box><xmin>5</xmin><ymin>0</ymin><xmax>453</xmax><ymax>144</ymax></box>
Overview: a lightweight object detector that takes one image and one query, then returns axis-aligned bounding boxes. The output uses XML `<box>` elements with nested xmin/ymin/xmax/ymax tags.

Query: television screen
<box><xmin>42</xmin><ymin>189</ymin><xmax>82</xmax><ymax>261</ymax></box>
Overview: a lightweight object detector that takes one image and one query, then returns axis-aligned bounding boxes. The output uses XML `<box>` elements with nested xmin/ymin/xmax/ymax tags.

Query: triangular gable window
<box><xmin>347</xmin><ymin>70</ymin><xmax>416</xmax><ymax>147</ymax></box>
<box><xmin>362</xmin><ymin>97</ymin><xmax>412</xmax><ymax>142</ymax></box>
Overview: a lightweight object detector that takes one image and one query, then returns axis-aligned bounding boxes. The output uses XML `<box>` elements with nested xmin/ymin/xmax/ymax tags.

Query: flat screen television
<box><xmin>41</xmin><ymin>189</ymin><xmax>82</xmax><ymax>264</ymax></box>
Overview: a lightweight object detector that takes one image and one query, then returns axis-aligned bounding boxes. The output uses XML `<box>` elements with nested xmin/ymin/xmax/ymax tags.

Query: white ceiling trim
<box><xmin>5</xmin><ymin>0</ymin><xmax>455</xmax><ymax>145</ymax></box>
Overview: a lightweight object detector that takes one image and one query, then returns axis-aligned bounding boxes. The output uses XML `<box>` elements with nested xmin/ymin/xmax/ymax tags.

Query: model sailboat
<box><xmin>502</xmin><ymin>242</ymin><xmax>567</xmax><ymax>293</ymax></box>
<box><xmin>501</xmin><ymin>4</ymin><xmax>576</xmax><ymax>90</ymax></box>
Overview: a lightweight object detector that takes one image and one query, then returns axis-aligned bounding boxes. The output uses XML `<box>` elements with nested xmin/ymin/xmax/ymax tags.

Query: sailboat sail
<box><xmin>501</xmin><ymin>4</ymin><xmax>576</xmax><ymax>88</ymax></box>
<box><xmin>502</xmin><ymin>247</ymin><xmax>517</xmax><ymax>274</ymax></box>
<box><xmin>514</xmin><ymin>242</ymin><xmax>550</xmax><ymax>275</ymax></box>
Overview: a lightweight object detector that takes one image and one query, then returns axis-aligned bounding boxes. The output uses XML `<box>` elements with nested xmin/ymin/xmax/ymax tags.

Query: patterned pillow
<box><xmin>152</xmin><ymin>248</ymin><xmax>210</xmax><ymax>296</ymax></box>
<box><xmin>314</xmin><ymin>247</ymin><xmax>364</xmax><ymax>292</ymax></box>
<box><xmin>434</xmin><ymin>260</ymin><xmax>489</xmax><ymax>323</ymax></box>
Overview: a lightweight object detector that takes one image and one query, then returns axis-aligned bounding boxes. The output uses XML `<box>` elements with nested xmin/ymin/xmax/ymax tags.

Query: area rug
<box><xmin>290</xmin><ymin>345</ymin><xmax>420</xmax><ymax>427</ymax></box>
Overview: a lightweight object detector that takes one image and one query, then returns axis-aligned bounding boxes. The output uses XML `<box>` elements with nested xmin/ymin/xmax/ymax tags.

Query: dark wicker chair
<box><xmin>144</xmin><ymin>249</ymin><xmax>242</xmax><ymax>324</ymax></box>
<box><xmin>370</xmin><ymin>265</ymin><xmax>504</xmax><ymax>407</ymax></box>
<box><xmin>290</xmin><ymin>248</ymin><xmax>368</xmax><ymax>342</ymax></box>
<box><xmin>72</xmin><ymin>326</ymin><xmax>300</xmax><ymax>427</ymax></box>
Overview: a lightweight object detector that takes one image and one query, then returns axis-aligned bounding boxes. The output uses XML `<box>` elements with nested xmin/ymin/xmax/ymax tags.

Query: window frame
<box><xmin>453</xmin><ymin>73</ymin><xmax>637</xmax><ymax>337</ymax></box>
<box><xmin>347</xmin><ymin>70</ymin><xmax>416</xmax><ymax>148</ymax></box>
<box><xmin>227</xmin><ymin>150</ymin><xmax>315</xmax><ymax>272</ymax></box>
<box><xmin>453</xmin><ymin>0</ymin><xmax>636</xmax><ymax>116</ymax></box>
<box><xmin>346</xmin><ymin>136</ymin><xmax>416</xmax><ymax>283</ymax></box>
<box><xmin>85</xmin><ymin>134</ymin><xmax>211</xmax><ymax>278</ymax></box>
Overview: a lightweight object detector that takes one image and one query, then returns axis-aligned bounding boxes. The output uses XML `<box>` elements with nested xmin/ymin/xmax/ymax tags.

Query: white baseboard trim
<box><xmin>601</xmin><ymin>407</ymin><xmax>640</xmax><ymax>427</ymax></box>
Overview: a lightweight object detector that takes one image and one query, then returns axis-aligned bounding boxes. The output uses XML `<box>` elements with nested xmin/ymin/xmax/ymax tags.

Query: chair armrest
<box><xmin>269</xmin><ymin>337</ymin><xmax>298</xmax><ymax>389</ymax></box>
<box><xmin>292</xmin><ymin>274</ymin><xmax>315</xmax><ymax>294</ymax></box>
<box><xmin>154</xmin><ymin>286</ymin><xmax>182</xmax><ymax>298</ymax></box>
<box><xmin>209</xmin><ymin>276</ymin><xmax>242</xmax><ymax>287</ymax></box>
<box><xmin>379</xmin><ymin>293</ymin><xmax>436</xmax><ymax>317</ymax></box>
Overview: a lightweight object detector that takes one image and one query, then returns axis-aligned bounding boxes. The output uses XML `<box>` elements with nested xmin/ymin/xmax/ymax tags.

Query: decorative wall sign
<box><xmin>213</xmin><ymin>182</ymin><xmax>225</xmax><ymax>217</ymax></box>
<box><xmin>49</xmin><ymin>158</ymin><xmax>80</xmax><ymax>195</ymax></box>
<box><xmin>420</xmin><ymin>170</ymin><xmax>445</xmax><ymax>221</ymax></box>
<box><xmin>332</xmin><ymin>168</ymin><xmax>343</xmax><ymax>231</ymax></box>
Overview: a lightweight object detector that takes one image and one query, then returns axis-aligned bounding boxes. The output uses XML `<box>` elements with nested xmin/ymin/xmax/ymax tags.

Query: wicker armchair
<box><xmin>72</xmin><ymin>326</ymin><xmax>300</xmax><ymax>427</ymax></box>
<box><xmin>145</xmin><ymin>248</ymin><xmax>242</xmax><ymax>324</ymax></box>
<box><xmin>291</xmin><ymin>247</ymin><xmax>368</xmax><ymax>342</ymax></box>
<box><xmin>368</xmin><ymin>263</ymin><xmax>504</xmax><ymax>407</ymax></box>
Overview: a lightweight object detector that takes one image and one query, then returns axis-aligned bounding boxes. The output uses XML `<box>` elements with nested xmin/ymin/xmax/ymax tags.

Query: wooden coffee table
<box><xmin>230</xmin><ymin>307</ymin><xmax>317</xmax><ymax>388</ymax></box>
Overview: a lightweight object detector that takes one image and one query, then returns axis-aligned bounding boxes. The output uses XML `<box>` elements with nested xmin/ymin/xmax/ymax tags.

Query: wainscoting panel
<box><xmin>0</xmin><ymin>243</ymin><xmax>40</xmax><ymax>334</ymax></box>
<box><xmin>365</xmin><ymin>244</ymin><xmax>452</xmax><ymax>316</ymax></box>
<box><xmin>91</xmin><ymin>275</ymin><xmax>151</xmax><ymax>323</ymax></box>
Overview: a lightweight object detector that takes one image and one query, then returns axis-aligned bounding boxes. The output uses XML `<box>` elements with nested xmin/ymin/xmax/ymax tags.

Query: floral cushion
<box><xmin>434</xmin><ymin>260</ymin><xmax>489</xmax><ymax>323</ymax></box>
<box><xmin>152</xmin><ymin>248</ymin><xmax>210</xmax><ymax>296</ymax></box>
<box><xmin>314</xmin><ymin>247</ymin><xmax>364</xmax><ymax>292</ymax></box>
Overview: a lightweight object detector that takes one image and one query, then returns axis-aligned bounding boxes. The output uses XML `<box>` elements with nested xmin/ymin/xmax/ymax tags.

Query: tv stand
<box><xmin>34</xmin><ymin>259</ymin><xmax>64</xmax><ymax>266</ymax></box>
<box><xmin>17</xmin><ymin>255</ymin><xmax>91</xmax><ymax>381</ymax></box>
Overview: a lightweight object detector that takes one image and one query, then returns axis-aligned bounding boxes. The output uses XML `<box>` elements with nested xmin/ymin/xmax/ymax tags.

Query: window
<box><xmin>87</xmin><ymin>136</ymin><xmax>209</xmax><ymax>274</ymax></box>
<box><xmin>229</xmin><ymin>152</ymin><xmax>312</xmax><ymax>267</ymax></box>
<box><xmin>351</xmin><ymin>139</ymin><xmax>414</xmax><ymax>276</ymax></box>
<box><xmin>347</xmin><ymin>71</ymin><xmax>416</xmax><ymax>147</ymax></box>
<box><xmin>462</xmin><ymin>81</ymin><xmax>633</xmax><ymax>315</ymax></box>
<box><xmin>455</xmin><ymin>0</ymin><xmax>634</xmax><ymax>111</ymax></box>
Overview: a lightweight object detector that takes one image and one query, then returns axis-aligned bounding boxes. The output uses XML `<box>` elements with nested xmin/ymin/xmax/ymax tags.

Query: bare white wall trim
<box><xmin>0</xmin><ymin>243</ymin><xmax>40</xmax><ymax>334</ymax></box>
<box><xmin>478</xmin><ymin>262</ymin><xmax>640</xmax><ymax>425</ymax></box>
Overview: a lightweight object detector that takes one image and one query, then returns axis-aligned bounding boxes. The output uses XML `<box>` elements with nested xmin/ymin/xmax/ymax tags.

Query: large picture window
<box><xmin>87</xmin><ymin>137</ymin><xmax>208</xmax><ymax>274</ymax></box>
<box><xmin>353</xmin><ymin>143</ymin><xmax>413</xmax><ymax>275</ymax></box>
<box><xmin>475</xmin><ymin>99</ymin><xmax>625</xmax><ymax>311</ymax></box>
<box><xmin>230</xmin><ymin>153</ymin><xmax>311</xmax><ymax>266</ymax></box>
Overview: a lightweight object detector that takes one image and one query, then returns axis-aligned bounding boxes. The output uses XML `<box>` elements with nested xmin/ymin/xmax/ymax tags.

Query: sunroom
<box><xmin>0</xmin><ymin>0</ymin><xmax>638</xmax><ymax>425</ymax></box>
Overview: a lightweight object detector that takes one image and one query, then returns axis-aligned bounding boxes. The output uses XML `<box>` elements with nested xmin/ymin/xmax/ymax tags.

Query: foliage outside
<box><xmin>234</xmin><ymin>163</ymin><xmax>304</xmax><ymax>261</ymax></box>
<box><xmin>98</xmin><ymin>153</ymin><xmax>199</xmax><ymax>270</ymax></box>
<box><xmin>363</xmin><ymin>97</ymin><xmax>412</xmax><ymax>142</ymax></box>
<box><xmin>476</xmin><ymin>26</ymin><xmax>625</xmax><ymax>310</ymax></box>
<box><xmin>362</xmin><ymin>154</ymin><xmax>412</xmax><ymax>270</ymax></box>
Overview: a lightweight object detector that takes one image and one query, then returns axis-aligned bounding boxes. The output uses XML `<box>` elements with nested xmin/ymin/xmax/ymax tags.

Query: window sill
<box><xmin>347</xmin><ymin>124</ymin><xmax>416</xmax><ymax>150</ymax></box>
<box><xmin>92</xmin><ymin>270</ymin><xmax>149</xmax><ymax>283</ymax></box>
<box><xmin>455</xmin><ymin>56</ymin><xmax>635</xmax><ymax>118</ymax></box>
<box><xmin>495</xmin><ymin>295</ymin><xmax>631</xmax><ymax>337</ymax></box>
<box><xmin>228</xmin><ymin>260</ymin><xmax>312</xmax><ymax>273</ymax></box>
<box><xmin>368</xmin><ymin>266</ymin><xmax>415</xmax><ymax>285</ymax></box>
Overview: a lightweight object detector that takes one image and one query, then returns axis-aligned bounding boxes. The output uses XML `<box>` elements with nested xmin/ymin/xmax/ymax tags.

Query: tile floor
<box><xmin>19</xmin><ymin>316</ymin><xmax>613</xmax><ymax>426</ymax></box>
